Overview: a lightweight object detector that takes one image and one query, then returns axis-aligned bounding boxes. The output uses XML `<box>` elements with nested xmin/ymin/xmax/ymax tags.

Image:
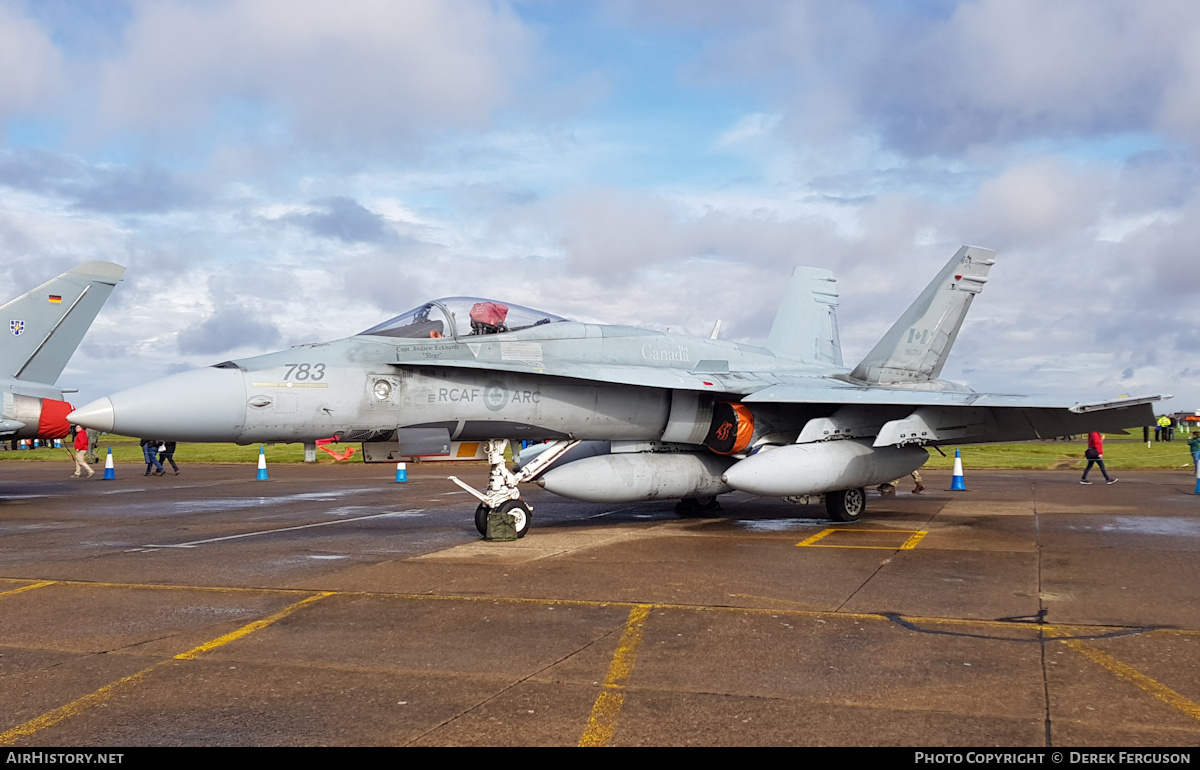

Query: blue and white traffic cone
<box><xmin>950</xmin><ymin>448</ymin><xmax>967</xmax><ymax>491</ymax></box>
<box><xmin>256</xmin><ymin>445</ymin><xmax>269</xmax><ymax>481</ymax></box>
<box><xmin>102</xmin><ymin>447</ymin><xmax>115</xmax><ymax>480</ymax></box>
<box><xmin>395</xmin><ymin>462</ymin><xmax>407</xmax><ymax>483</ymax></box>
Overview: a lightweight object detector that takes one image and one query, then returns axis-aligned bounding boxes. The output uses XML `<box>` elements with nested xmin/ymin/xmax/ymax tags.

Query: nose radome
<box><xmin>67</xmin><ymin>397</ymin><xmax>115</xmax><ymax>433</ymax></box>
<box><xmin>68</xmin><ymin>366</ymin><xmax>247</xmax><ymax>442</ymax></box>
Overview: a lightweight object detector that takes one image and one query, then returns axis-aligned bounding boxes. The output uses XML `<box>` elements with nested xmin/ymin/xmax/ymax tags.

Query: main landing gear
<box><xmin>450</xmin><ymin>438</ymin><xmax>580</xmax><ymax>539</ymax></box>
<box><xmin>674</xmin><ymin>496</ymin><xmax>723</xmax><ymax>517</ymax></box>
<box><xmin>825</xmin><ymin>487</ymin><xmax>866</xmax><ymax>522</ymax></box>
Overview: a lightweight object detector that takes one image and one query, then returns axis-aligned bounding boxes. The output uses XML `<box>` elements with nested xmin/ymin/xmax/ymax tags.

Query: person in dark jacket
<box><xmin>140</xmin><ymin>438</ymin><xmax>165</xmax><ymax>476</ymax></box>
<box><xmin>158</xmin><ymin>441</ymin><xmax>179</xmax><ymax>475</ymax></box>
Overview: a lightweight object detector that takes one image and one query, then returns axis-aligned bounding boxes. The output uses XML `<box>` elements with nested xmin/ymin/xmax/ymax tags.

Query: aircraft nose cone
<box><xmin>70</xmin><ymin>366</ymin><xmax>247</xmax><ymax>441</ymax></box>
<box><xmin>67</xmin><ymin>397</ymin><xmax>115</xmax><ymax>433</ymax></box>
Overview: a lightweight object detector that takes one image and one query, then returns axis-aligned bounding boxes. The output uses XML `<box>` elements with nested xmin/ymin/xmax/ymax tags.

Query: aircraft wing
<box><xmin>747</xmin><ymin>385</ymin><xmax>1164</xmax><ymax>446</ymax></box>
<box><xmin>742</xmin><ymin>384</ymin><xmax>1160</xmax><ymax>410</ymax></box>
<box><xmin>388</xmin><ymin>358</ymin><xmax>771</xmax><ymax>394</ymax></box>
<box><xmin>396</xmin><ymin>356</ymin><xmax>1164</xmax><ymax>445</ymax></box>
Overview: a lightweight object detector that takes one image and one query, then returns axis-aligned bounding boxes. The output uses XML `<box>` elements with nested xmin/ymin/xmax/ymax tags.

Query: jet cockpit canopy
<box><xmin>359</xmin><ymin>297</ymin><xmax>569</xmax><ymax>340</ymax></box>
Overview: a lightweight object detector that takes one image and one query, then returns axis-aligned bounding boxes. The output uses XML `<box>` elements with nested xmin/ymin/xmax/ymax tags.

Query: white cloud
<box><xmin>967</xmin><ymin>156</ymin><xmax>1111</xmax><ymax>244</ymax></box>
<box><xmin>680</xmin><ymin>1</ymin><xmax>1200</xmax><ymax>156</ymax></box>
<box><xmin>0</xmin><ymin>3</ymin><xmax>63</xmax><ymax>120</ymax></box>
<box><xmin>93</xmin><ymin>0</ymin><xmax>534</xmax><ymax>144</ymax></box>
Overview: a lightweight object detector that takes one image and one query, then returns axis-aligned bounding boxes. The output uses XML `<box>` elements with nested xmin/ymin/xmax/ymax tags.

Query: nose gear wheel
<box><xmin>475</xmin><ymin>499</ymin><xmax>532</xmax><ymax>538</ymax></box>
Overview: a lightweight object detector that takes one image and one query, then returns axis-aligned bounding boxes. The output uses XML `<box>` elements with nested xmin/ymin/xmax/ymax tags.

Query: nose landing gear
<box><xmin>450</xmin><ymin>438</ymin><xmax>580</xmax><ymax>538</ymax></box>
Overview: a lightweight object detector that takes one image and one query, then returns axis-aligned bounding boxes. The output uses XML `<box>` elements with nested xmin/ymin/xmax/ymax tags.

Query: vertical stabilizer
<box><xmin>766</xmin><ymin>267</ymin><xmax>842</xmax><ymax>365</ymax></box>
<box><xmin>2</xmin><ymin>261</ymin><xmax>126</xmax><ymax>384</ymax></box>
<box><xmin>849</xmin><ymin>246</ymin><xmax>995</xmax><ymax>384</ymax></box>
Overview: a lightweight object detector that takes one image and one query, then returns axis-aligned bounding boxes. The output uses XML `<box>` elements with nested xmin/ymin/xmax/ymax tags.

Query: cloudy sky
<box><xmin>2</xmin><ymin>0</ymin><xmax>1197</xmax><ymax>411</ymax></box>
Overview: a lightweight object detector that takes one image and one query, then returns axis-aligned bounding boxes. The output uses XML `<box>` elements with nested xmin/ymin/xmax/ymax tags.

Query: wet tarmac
<box><xmin>1</xmin><ymin>460</ymin><xmax>1198</xmax><ymax>746</ymax></box>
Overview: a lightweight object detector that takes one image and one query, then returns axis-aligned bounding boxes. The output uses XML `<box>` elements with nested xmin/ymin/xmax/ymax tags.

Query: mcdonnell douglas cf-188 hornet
<box><xmin>69</xmin><ymin>247</ymin><xmax>1164</xmax><ymax>536</ymax></box>
<box><xmin>2</xmin><ymin>262</ymin><xmax>126</xmax><ymax>441</ymax></box>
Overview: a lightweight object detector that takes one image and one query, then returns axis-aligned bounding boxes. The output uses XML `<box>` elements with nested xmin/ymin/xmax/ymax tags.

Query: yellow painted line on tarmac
<box><xmin>725</xmin><ymin>592</ymin><xmax>818</xmax><ymax>609</ymax></box>
<box><xmin>796</xmin><ymin>528</ymin><xmax>927</xmax><ymax>550</ymax></box>
<box><xmin>1056</xmin><ymin>635</ymin><xmax>1200</xmax><ymax>723</ymax></box>
<box><xmin>0</xmin><ymin>591</ymin><xmax>333</xmax><ymax>746</ymax></box>
<box><xmin>579</xmin><ymin>604</ymin><xmax>652</xmax><ymax>747</ymax></box>
<box><xmin>0</xmin><ymin>664</ymin><xmax>162</xmax><ymax>746</ymax></box>
<box><xmin>0</xmin><ymin>580</ymin><xmax>55</xmax><ymax>599</ymax></box>
<box><xmin>11</xmin><ymin>576</ymin><xmax>1197</xmax><ymax>638</ymax></box>
<box><xmin>796</xmin><ymin>529</ymin><xmax>836</xmax><ymax>547</ymax></box>
<box><xmin>174</xmin><ymin>591</ymin><xmax>332</xmax><ymax>660</ymax></box>
<box><xmin>18</xmin><ymin>577</ymin><xmax>317</xmax><ymax>596</ymax></box>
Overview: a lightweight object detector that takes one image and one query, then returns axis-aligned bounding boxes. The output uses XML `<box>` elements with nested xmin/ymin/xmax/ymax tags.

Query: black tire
<box><xmin>675</xmin><ymin>496</ymin><xmax>722</xmax><ymax>517</ymax></box>
<box><xmin>474</xmin><ymin>503</ymin><xmax>490</xmax><ymax>536</ymax></box>
<box><xmin>475</xmin><ymin>500</ymin><xmax>532</xmax><ymax>538</ymax></box>
<box><xmin>826</xmin><ymin>488</ymin><xmax>865</xmax><ymax>522</ymax></box>
<box><xmin>497</xmin><ymin>499</ymin><xmax>532</xmax><ymax>538</ymax></box>
<box><xmin>675</xmin><ymin>498</ymin><xmax>698</xmax><ymax>516</ymax></box>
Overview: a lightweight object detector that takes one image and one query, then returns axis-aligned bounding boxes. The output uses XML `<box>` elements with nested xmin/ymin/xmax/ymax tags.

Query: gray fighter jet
<box><xmin>68</xmin><ymin>247</ymin><xmax>1162</xmax><ymax>535</ymax></box>
<box><xmin>2</xmin><ymin>261</ymin><xmax>126</xmax><ymax>441</ymax></box>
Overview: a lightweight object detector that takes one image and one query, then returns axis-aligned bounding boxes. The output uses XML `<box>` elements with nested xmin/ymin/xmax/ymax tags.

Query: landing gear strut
<box><xmin>674</xmin><ymin>496</ymin><xmax>722</xmax><ymax>517</ymax></box>
<box><xmin>450</xmin><ymin>438</ymin><xmax>580</xmax><ymax>538</ymax></box>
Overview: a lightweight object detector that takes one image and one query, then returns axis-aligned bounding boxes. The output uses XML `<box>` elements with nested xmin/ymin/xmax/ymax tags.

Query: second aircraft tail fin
<box><xmin>849</xmin><ymin>245</ymin><xmax>995</xmax><ymax>385</ymax></box>
<box><xmin>766</xmin><ymin>267</ymin><xmax>842</xmax><ymax>365</ymax></box>
<box><xmin>2</xmin><ymin>261</ymin><xmax>126</xmax><ymax>385</ymax></box>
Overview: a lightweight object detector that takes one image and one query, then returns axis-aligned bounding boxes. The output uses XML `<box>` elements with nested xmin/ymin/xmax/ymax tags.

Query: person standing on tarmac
<box><xmin>70</xmin><ymin>425</ymin><xmax>94</xmax><ymax>478</ymax></box>
<box><xmin>1081</xmin><ymin>432</ymin><xmax>1117</xmax><ymax>485</ymax></box>
<box><xmin>140</xmin><ymin>437</ymin><xmax>165</xmax><ymax>476</ymax></box>
<box><xmin>159</xmin><ymin>441</ymin><xmax>179</xmax><ymax>475</ymax></box>
<box><xmin>878</xmin><ymin>471</ymin><xmax>925</xmax><ymax>495</ymax></box>
<box><xmin>1189</xmin><ymin>432</ymin><xmax>1200</xmax><ymax>474</ymax></box>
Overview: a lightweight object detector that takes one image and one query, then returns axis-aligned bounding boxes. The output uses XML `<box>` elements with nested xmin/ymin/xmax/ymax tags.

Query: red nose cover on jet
<box><xmin>37</xmin><ymin>398</ymin><xmax>74</xmax><ymax>439</ymax></box>
<box><xmin>705</xmin><ymin>402</ymin><xmax>754</xmax><ymax>455</ymax></box>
